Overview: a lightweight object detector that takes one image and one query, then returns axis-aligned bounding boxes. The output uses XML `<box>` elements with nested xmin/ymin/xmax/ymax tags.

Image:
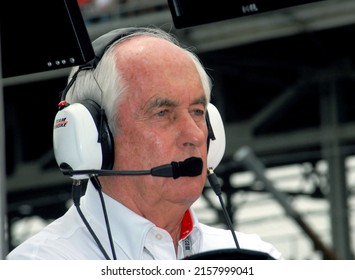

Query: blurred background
<box><xmin>2</xmin><ymin>0</ymin><xmax>355</xmax><ymax>260</ymax></box>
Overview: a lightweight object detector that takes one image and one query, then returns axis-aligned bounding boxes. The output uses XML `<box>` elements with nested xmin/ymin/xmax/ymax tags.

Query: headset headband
<box><xmin>60</xmin><ymin>27</ymin><xmax>159</xmax><ymax>103</ymax></box>
<box><xmin>83</xmin><ymin>27</ymin><xmax>162</xmax><ymax>69</ymax></box>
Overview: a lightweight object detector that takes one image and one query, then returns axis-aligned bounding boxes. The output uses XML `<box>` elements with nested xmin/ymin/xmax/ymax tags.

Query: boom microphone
<box><xmin>151</xmin><ymin>157</ymin><xmax>203</xmax><ymax>178</ymax></box>
<box><xmin>61</xmin><ymin>157</ymin><xmax>203</xmax><ymax>179</ymax></box>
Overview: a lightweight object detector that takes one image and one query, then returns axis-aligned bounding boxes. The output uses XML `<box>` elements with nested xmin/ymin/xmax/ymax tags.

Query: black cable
<box><xmin>72</xmin><ymin>180</ymin><xmax>111</xmax><ymax>260</ymax></box>
<box><xmin>207</xmin><ymin>168</ymin><xmax>240</xmax><ymax>249</ymax></box>
<box><xmin>187</xmin><ymin>169</ymin><xmax>276</xmax><ymax>260</ymax></box>
<box><xmin>90</xmin><ymin>176</ymin><xmax>117</xmax><ymax>260</ymax></box>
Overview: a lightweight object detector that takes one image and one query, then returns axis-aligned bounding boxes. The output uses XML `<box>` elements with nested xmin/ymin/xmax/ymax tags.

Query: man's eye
<box><xmin>193</xmin><ymin>109</ymin><xmax>205</xmax><ymax>116</ymax></box>
<box><xmin>156</xmin><ymin>110</ymin><xmax>167</xmax><ymax>117</ymax></box>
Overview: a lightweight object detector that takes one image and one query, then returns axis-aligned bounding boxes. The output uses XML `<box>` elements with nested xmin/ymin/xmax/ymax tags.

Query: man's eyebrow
<box><xmin>154</xmin><ymin>98</ymin><xmax>178</xmax><ymax>107</ymax></box>
<box><xmin>192</xmin><ymin>96</ymin><xmax>207</xmax><ymax>106</ymax></box>
<box><xmin>145</xmin><ymin>95</ymin><xmax>207</xmax><ymax>111</ymax></box>
<box><xmin>145</xmin><ymin>98</ymin><xmax>178</xmax><ymax>112</ymax></box>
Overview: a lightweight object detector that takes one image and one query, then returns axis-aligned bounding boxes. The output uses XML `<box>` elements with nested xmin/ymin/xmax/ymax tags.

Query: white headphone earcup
<box><xmin>207</xmin><ymin>103</ymin><xmax>226</xmax><ymax>169</ymax></box>
<box><xmin>53</xmin><ymin>103</ymin><xmax>103</xmax><ymax>179</ymax></box>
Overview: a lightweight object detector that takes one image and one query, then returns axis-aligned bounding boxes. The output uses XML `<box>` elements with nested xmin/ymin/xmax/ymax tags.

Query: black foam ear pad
<box><xmin>53</xmin><ymin>100</ymin><xmax>114</xmax><ymax>179</ymax></box>
<box><xmin>80</xmin><ymin>100</ymin><xmax>114</xmax><ymax>170</ymax></box>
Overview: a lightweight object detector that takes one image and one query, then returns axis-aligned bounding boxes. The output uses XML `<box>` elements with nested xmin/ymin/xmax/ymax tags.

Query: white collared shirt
<box><xmin>7</xmin><ymin>181</ymin><xmax>282</xmax><ymax>260</ymax></box>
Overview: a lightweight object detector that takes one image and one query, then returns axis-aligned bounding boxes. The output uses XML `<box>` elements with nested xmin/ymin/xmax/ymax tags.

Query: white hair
<box><xmin>65</xmin><ymin>27</ymin><xmax>212</xmax><ymax>136</ymax></box>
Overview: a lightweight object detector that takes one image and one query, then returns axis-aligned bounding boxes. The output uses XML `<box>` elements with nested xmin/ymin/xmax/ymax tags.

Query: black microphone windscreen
<box><xmin>171</xmin><ymin>157</ymin><xmax>203</xmax><ymax>179</ymax></box>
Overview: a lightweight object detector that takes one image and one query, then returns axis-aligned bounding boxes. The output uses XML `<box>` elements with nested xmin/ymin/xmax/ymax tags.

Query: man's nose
<box><xmin>176</xmin><ymin>113</ymin><xmax>206</xmax><ymax>148</ymax></box>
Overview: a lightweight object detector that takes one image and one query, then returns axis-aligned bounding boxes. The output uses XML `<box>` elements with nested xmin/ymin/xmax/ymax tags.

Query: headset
<box><xmin>51</xmin><ymin>28</ymin><xmax>247</xmax><ymax>261</ymax></box>
<box><xmin>53</xmin><ymin>27</ymin><xmax>226</xmax><ymax>180</ymax></box>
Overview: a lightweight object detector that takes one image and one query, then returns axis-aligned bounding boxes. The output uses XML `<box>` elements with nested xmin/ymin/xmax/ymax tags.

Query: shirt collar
<box><xmin>180</xmin><ymin>210</ymin><xmax>194</xmax><ymax>239</ymax></box>
<box><xmin>81</xmin><ymin>180</ymin><xmax>201</xmax><ymax>259</ymax></box>
<box><xmin>81</xmin><ymin>181</ymin><xmax>155</xmax><ymax>259</ymax></box>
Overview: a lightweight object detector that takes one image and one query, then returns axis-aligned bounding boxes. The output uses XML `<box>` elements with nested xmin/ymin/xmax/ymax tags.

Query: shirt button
<box><xmin>155</xmin><ymin>233</ymin><xmax>163</xmax><ymax>240</ymax></box>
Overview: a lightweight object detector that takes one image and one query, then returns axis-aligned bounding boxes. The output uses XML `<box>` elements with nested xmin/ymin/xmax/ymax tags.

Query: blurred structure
<box><xmin>3</xmin><ymin>0</ymin><xmax>355</xmax><ymax>259</ymax></box>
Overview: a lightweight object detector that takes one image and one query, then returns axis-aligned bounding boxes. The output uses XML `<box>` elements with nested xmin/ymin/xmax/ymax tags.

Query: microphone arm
<box><xmin>62</xmin><ymin>157</ymin><xmax>203</xmax><ymax>179</ymax></box>
<box><xmin>63</xmin><ymin>168</ymin><xmax>150</xmax><ymax>177</ymax></box>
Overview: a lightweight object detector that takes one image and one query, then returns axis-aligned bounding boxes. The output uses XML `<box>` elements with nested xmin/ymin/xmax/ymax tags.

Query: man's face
<box><xmin>110</xmin><ymin>36</ymin><xmax>209</xmax><ymax>205</ymax></box>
